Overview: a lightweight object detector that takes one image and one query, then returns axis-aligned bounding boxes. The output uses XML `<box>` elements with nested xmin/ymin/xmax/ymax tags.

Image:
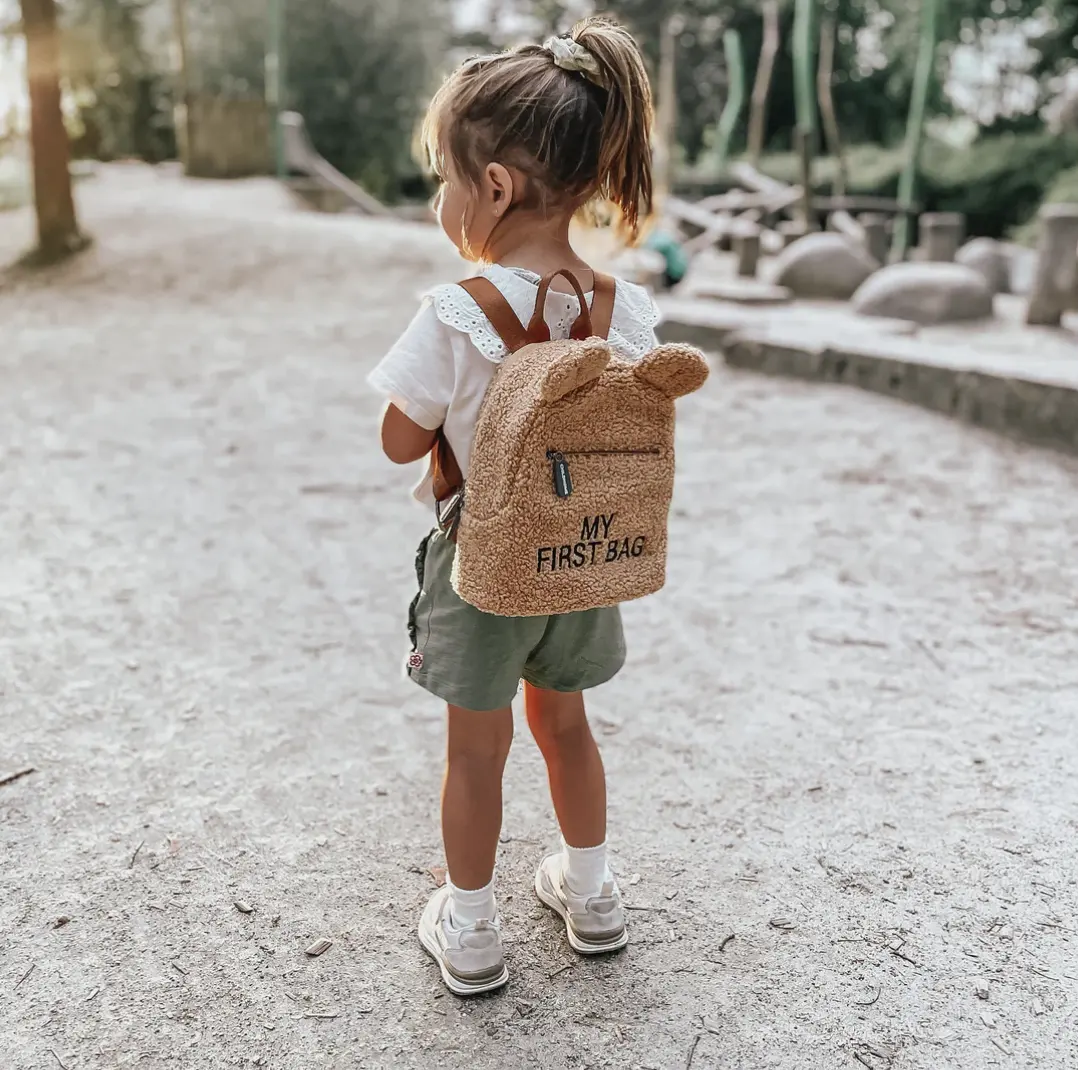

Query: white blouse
<box><xmin>368</xmin><ymin>263</ymin><xmax>662</xmax><ymax>504</ymax></box>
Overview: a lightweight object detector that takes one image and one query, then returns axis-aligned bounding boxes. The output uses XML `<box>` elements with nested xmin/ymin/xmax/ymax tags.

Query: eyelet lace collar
<box><xmin>424</xmin><ymin>263</ymin><xmax>660</xmax><ymax>363</ymax></box>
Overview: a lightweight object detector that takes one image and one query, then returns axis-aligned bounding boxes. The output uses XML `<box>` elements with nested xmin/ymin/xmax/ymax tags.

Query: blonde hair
<box><xmin>420</xmin><ymin>16</ymin><xmax>654</xmax><ymax>246</ymax></box>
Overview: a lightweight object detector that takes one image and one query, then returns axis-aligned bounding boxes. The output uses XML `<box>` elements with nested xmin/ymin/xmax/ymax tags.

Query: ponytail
<box><xmin>571</xmin><ymin>17</ymin><xmax>655</xmax><ymax>243</ymax></box>
<box><xmin>420</xmin><ymin>15</ymin><xmax>654</xmax><ymax>246</ymax></box>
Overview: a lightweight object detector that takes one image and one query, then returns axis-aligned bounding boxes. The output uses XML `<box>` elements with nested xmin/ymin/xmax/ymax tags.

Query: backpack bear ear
<box><xmin>633</xmin><ymin>343</ymin><xmax>710</xmax><ymax>399</ymax></box>
<box><xmin>539</xmin><ymin>340</ymin><xmax>612</xmax><ymax>403</ymax></box>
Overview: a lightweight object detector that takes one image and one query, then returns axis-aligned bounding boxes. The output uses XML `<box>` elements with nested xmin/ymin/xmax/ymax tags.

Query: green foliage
<box><xmin>185</xmin><ymin>0</ymin><xmax>448</xmax><ymax>203</ymax></box>
<box><xmin>284</xmin><ymin>0</ymin><xmax>447</xmax><ymax>203</ymax></box>
<box><xmin>63</xmin><ymin>0</ymin><xmax>175</xmax><ymax>162</ymax></box>
<box><xmin>1010</xmin><ymin>160</ymin><xmax>1078</xmax><ymax>245</ymax></box>
<box><xmin>0</xmin><ymin>153</ymin><xmax>30</xmax><ymax>212</ymax></box>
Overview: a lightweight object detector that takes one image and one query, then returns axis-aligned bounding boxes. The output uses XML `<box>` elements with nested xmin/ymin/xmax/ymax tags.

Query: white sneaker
<box><xmin>418</xmin><ymin>886</ymin><xmax>509</xmax><ymax>996</ymax></box>
<box><xmin>534</xmin><ymin>853</ymin><xmax>628</xmax><ymax>955</ymax></box>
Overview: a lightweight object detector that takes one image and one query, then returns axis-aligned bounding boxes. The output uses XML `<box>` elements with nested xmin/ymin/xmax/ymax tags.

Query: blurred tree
<box><xmin>19</xmin><ymin>0</ymin><xmax>85</xmax><ymax>260</ymax></box>
<box><xmin>183</xmin><ymin>0</ymin><xmax>449</xmax><ymax>202</ymax></box>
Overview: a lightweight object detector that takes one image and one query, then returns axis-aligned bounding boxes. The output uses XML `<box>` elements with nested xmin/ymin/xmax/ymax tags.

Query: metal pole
<box><xmin>892</xmin><ymin>0</ymin><xmax>942</xmax><ymax>262</ymax></box>
<box><xmin>266</xmin><ymin>0</ymin><xmax>286</xmax><ymax>178</ymax></box>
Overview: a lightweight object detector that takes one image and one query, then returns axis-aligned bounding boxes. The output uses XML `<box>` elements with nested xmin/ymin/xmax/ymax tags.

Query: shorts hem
<box><xmin>408</xmin><ymin>668</ymin><xmax>518</xmax><ymax>713</ymax></box>
<box><xmin>522</xmin><ymin>657</ymin><xmax>626</xmax><ymax>696</ymax></box>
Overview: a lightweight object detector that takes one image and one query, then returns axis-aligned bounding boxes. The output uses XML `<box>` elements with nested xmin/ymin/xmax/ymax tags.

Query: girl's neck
<box><xmin>484</xmin><ymin>212</ymin><xmax>593</xmax><ymax>288</ymax></box>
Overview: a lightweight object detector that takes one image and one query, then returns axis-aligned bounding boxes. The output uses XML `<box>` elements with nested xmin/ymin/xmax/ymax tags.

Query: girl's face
<box><xmin>433</xmin><ymin>159</ymin><xmax>515</xmax><ymax>261</ymax></box>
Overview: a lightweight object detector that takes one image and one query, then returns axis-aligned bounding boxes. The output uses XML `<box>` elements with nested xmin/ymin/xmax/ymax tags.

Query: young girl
<box><xmin>368</xmin><ymin>16</ymin><xmax>659</xmax><ymax>996</ymax></box>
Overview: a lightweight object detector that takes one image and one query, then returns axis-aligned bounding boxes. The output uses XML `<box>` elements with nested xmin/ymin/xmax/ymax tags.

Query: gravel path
<box><xmin>2</xmin><ymin>167</ymin><xmax>1077</xmax><ymax>1070</ymax></box>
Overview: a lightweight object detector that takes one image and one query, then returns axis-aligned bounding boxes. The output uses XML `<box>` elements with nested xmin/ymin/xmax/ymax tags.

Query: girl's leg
<box><xmin>419</xmin><ymin>703</ymin><xmax>513</xmax><ymax>995</ymax></box>
<box><xmin>524</xmin><ymin>685</ymin><xmax>606</xmax><ymax>850</ymax></box>
<box><xmin>525</xmin><ymin>684</ymin><xmax>626</xmax><ymax>953</ymax></box>
<box><xmin>442</xmin><ymin>703</ymin><xmax>514</xmax><ymax>898</ymax></box>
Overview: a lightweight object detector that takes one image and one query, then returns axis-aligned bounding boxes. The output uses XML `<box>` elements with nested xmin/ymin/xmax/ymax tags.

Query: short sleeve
<box><xmin>367</xmin><ymin>301</ymin><xmax>456</xmax><ymax>431</ymax></box>
<box><xmin>609</xmin><ymin>279</ymin><xmax>662</xmax><ymax>359</ymax></box>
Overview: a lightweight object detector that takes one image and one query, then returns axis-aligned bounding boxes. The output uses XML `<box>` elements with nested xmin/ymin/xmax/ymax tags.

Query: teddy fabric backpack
<box><xmin>432</xmin><ymin>268</ymin><xmax>709</xmax><ymax>618</ymax></box>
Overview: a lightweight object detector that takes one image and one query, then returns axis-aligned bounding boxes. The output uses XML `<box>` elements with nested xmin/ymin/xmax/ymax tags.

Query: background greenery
<box><xmin>2</xmin><ymin>0</ymin><xmax>1077</xmax><ymax>231</ymax></box>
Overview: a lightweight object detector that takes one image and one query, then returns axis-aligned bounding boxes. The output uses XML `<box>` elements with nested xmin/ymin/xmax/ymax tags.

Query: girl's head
<box><xmin>421</xmin><ymin>16</ymin><xmax>654</xmax><ymax>260</ymax></box>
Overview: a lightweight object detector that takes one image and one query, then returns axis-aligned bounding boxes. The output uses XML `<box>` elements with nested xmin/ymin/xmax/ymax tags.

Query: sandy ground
<box><xmin>2</xmin><ymin>166</ymin><xmax>1077</xmax><ymax>1070</ymax></box>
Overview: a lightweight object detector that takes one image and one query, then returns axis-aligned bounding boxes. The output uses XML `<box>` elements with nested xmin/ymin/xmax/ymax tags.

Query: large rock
<box><xmin>772</xmin><ymin>233</ymin><xmax>879</xmax><ymax>300</ymax></box>
<box><xmin>956</xmin><ymin>237</ymin><xmax>1010</xmax><ymax>295</ymax></box>
<box><xmin>853</xmin><ymin>263</ymin><xmax>994</xmax><ymax>325</ymax></box>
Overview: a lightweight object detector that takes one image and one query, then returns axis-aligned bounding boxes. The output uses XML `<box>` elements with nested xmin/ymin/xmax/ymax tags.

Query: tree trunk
<box><xmin>817</xmin><ymin>13</ymin><xmax>846</xmax><ymax>199</ymax></box>
<box><xmin>20</xmin><ymin>0</ymin><xmax>83</xmax><ymax>261</ymax></box>
<box><xmin>747</xmin><ymin>0</ymin><xmax>780</xmax><ymax>165</ymax></box>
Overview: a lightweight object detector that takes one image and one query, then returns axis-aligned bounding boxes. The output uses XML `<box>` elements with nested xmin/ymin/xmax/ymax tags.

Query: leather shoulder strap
<box><xmin>590</xmin><ymin>272</ymin><xmax>616</xmax><ymax>340</ymax></box>
<box><xmin>458</xmin><ymin>269</ymin><xmax>617</xmax><ymax>350</ymax></box>
<box><xmin>457</xmin><ymin>276</ymin><xmax>531</xmax><ymax>352</ymax></box>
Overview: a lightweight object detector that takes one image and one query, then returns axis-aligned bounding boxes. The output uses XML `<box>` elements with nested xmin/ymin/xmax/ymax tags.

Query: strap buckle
<box><xmin>435</xmin><ymin>487</ymin><xmax>464</xmax><ymax>538</ymax></box>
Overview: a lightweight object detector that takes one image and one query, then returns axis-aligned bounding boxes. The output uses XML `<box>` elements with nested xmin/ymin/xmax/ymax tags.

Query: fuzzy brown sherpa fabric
<box><xmin>452</xmin><ymin>332</ymin><xmax>710</xmax><ymax>617</ymax></box>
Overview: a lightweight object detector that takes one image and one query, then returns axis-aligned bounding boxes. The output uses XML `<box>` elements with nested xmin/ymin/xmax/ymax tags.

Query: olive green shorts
<box><xmin>406</xmin><ymin>531</ymin><xmax>626</xmax><ymax>712</ymax></box>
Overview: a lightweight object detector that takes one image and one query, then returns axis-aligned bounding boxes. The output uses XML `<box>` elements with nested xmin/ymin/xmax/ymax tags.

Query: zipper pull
<box><xmin>549</xmin><ymin>451</ymin><xmax>573</xmax><ymax>499</ymax></box>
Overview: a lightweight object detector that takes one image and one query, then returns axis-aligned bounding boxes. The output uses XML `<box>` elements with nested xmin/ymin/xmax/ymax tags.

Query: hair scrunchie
<box><xmin>544</xmin><ymin>35</ymin><xmax>606</xmax><ymax>88</ymax></box>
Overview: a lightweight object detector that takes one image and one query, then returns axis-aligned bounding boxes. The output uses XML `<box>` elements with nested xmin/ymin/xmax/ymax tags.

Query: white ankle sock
<box><xmin>447</xmin><ymin>877</ymin><xmax>496</xmax><ymax>928</ymax></box>
<box><xmin>562</xmin><ymin>840</ymin><xmax>612</xmax><ymax>897</ymax></box>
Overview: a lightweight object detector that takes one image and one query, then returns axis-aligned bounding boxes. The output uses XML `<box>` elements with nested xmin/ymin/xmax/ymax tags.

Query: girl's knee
<box><xmin>525</xmin><ymin>688</ymin><xmax>590</xmax><ymax>752</ymax></box>
<box><xmin>446</xmin><ymin>705</ymin><xmax>514</xmax><ymax>767</ymax></box>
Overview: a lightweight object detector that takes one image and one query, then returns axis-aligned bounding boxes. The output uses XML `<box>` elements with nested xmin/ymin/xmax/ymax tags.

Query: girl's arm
<box><xmin>380</xmin><ymin>403</ymin><xmax>438</xmax><ymax>465</ymax></box>
<box><xmin>368</xmin><ymin>301</ymin><xmax>456</xmax><ymax>465</ymax></box>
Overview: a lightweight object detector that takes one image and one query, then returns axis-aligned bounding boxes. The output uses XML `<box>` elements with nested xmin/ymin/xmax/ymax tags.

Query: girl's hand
<box><xmin>380</xmin><ymin>403</ymin><xmax>439</xmax><ymax>465</ymax></box>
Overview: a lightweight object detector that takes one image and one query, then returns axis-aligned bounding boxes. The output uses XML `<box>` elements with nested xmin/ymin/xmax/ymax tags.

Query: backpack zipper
<box><xmin>546</xmin><ymin>447</ymin><xmax>661</xmax><ymax>500</ymax></box>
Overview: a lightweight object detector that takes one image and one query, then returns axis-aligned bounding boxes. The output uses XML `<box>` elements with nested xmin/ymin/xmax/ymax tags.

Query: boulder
<box><xmin>956</xmin><ymin>237</ymin><xmax>1010</xmax><ymax>295</ymax></box>
<box><xmin>772</xmin><ymin>233</ymin><xmax>879</xmax><ymax>300</ymax></box>
<box><xmin>853</xmin><ymin>263</ymin><xmax>994</xmax><ymax>325</ymax></box>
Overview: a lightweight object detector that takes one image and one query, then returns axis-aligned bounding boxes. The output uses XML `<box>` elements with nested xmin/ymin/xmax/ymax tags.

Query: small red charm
<box><xmin>407</xmin><ymin>651</ymin><xmax>424</xmax><ymax>670</ymax></box>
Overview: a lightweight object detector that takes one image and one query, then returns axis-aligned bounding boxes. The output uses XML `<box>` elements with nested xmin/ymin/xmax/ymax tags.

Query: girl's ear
<box><xmin>633</xmin><ymin>343</ymin><xmax>710</xmax><ymax>398</ymax></box>
<box><xmin>483</xmin><ymin>163</ymin><xmax>515</xmax><ymax>217</ymax></box>
<box><xmin>540</xmin><ymin>340</ymin><xmax>611</xmax><ymax>403</ymax></box>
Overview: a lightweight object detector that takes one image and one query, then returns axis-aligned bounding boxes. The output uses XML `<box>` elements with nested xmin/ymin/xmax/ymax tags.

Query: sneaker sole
<box><xmin>534</xmin><ymin>868</ymin><xmax>629</xmax><ymax>956</ymax></box>
<box><xmin>417</xmin><ymin>918</ymin><xmax>509</xmax><ymax>998</ymax></box>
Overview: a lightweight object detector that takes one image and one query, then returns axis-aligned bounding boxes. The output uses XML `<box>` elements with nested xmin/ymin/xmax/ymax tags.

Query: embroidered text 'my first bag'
<box><xmin>436</xmin><ymin>269</ymin><xmax>708</xmax><ymax>618</ymax></box>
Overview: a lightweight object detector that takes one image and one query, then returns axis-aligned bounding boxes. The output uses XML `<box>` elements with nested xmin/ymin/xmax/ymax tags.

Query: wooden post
<box><xmin>266</xmin><ymin>0</ymin><xmax>287</xmax><ymax>179</ymax></box>
<box><xmin>20</xmin><ymin>0</ymin><xmax>83</xmax><ymax>261</ymax></box>
<box><xmin>733</xmin><ymin>221</ymin><xmax>762</xmax><ymax>278</ymax></box>
<box><xmin>920</xmin><ymin>212</ymin><xmax>964</xmax><ymax>262</ymax></box>
<box><xmin>858</xmin><ymin>212</ymin><xmax>889</xmax><ymax>264</ymax></box>
<box><xmin>654</xmin><ymin>15</ymin><xmax>679</xmax><ymax>202</ymax></box>
<box><xmin>792</xmin><ymin>0</ymin><xmax>817</xmax><ymax>231</ymax></box>
<box><xmin>712</xmin><ymin>30</ymin><xmax>745</xmax><ymax>173</ymax></box>
<box><xmin>747</xmin><ymin>0</ymin><xmax>780</xmax><ymax>166</ymax></box>
<box><xmin>817</xmin><ymin>12</ymin><xmax>846</xmax><ymax>199</ymax></box>
<box><xmin>892</xmin><ymin>0</ymin><xmax>942</xmax><ymax>262</ymax></box>
<box><xmin>170</xmin><ymin>0</ymin><xmax>193</xmax><ymax>174</ymax></box>
<box><xmin>1026</xmin><ymin>205</ymin><xmax>1078</xmax><ymax>327</ymax></box>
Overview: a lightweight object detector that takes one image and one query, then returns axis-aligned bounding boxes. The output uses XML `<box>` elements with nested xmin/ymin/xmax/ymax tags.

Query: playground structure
<box><xmin>651</xmin><ymin>0</ymin><xmax>1078</xmax><ymax>332</ymax></box>
<box><xmin>278</xmin><ymin>112</ymin><xmax>388</xmax><ymax>217</ymax></box>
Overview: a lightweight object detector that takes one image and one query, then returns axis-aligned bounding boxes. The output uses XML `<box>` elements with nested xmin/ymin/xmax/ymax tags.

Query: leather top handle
<box><xmin>527</xmin><ymin>270</ymin><xmax>593</xmax><ymax>342</ymax></box>
<box><xmin>457</xmin><ymin>268</ymin><xmax>619</xmax><ymax>353</ymax></box>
